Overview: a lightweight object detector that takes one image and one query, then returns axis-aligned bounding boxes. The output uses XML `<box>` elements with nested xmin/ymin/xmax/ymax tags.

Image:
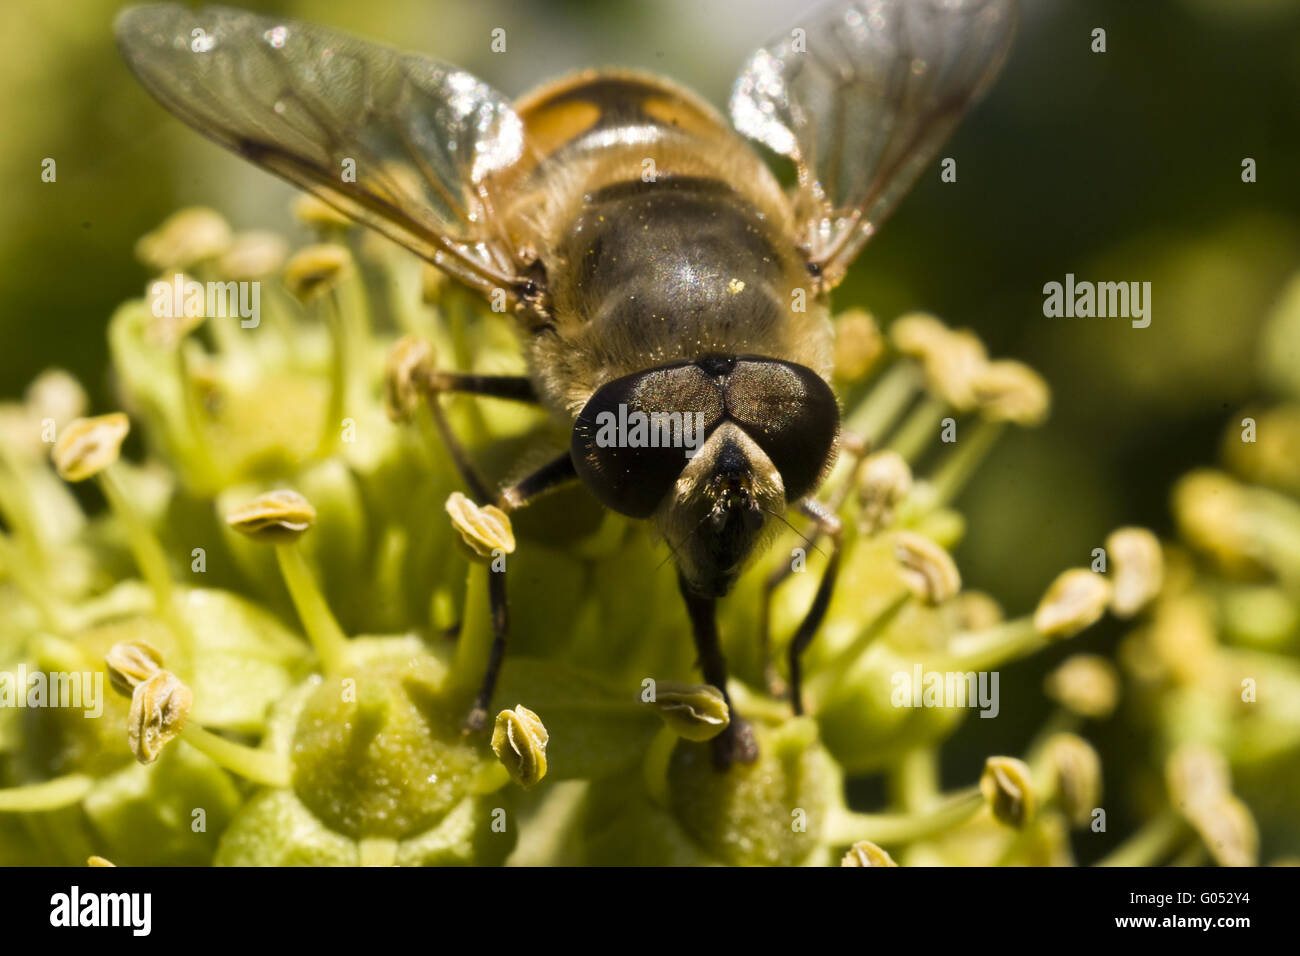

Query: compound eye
<box><xmin>724</xmin><ymin>360</ymin><xmax>839</xmax><ymax>502</ymax></box>
<box><xmin>571</xmin><ymin>363</ymin><xmax>726</xmax><ymax>518</ymax></box>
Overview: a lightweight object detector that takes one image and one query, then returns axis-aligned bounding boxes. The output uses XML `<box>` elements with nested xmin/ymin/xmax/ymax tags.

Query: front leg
<box><xmin>461</xmin><ymin>452</ymin><xmax>578</xmax><ymax>731</ymax></box>
<box><xmin>786</xmin><ymin>499</ymin><xmax>844</xmax><ymax>716</ymax></box>
<box><xmin>756</xmin><ymin>499</ymin><xmax>846</xmax><ymax>713</ymax></box>
<box><xmin>408</xmin><ymin>357</ymin><xmax>577</xmax><ymax>730</ymax></box>
<box><xmin>421</xmin><ymin>372</ymin><xmax>539</xmax><ymax>502</ymax></box>
<box><xmin>678</xmin><ymin>575</ymin><xmax>759</xmax><ymax>771</ymax></box>
<box><xmin>758</xmin><ymin>431</ymin><xmax>865</xmax><ymax>697</ymax></box>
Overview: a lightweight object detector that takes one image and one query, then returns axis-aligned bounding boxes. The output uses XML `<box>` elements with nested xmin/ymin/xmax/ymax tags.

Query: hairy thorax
<box><xmin>492</xmin><ymin>71</ymin><xmax>834</xmax><ymax>421</ymax></box>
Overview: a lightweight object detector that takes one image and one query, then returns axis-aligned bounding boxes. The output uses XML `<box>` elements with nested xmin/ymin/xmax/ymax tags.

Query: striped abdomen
<box><xmin>498</xmin><ymin>72</ymin><xmax>830</xmax><ymax>417</ymax></box>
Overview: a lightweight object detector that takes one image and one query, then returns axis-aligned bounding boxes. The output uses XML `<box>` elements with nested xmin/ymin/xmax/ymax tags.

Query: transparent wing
<box><xmin>116</xmin><ymin>3</ymin><xmax>527</xmax><ymax>298</ymax></box>
<box><xmin>730</xmin><ymin>0</ymin><xmax>1017</xmax><ymax>288</ymax></box>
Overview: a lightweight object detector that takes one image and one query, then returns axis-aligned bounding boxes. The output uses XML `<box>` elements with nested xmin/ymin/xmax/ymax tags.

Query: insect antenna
<box><xmin>654</xmin><ymin>510</ymin><xmax>716</xmax><ymax>573</ymax></box>
<box><xmin>761</xmin><ymin>505</ymin><xmax>827</xmax><ymax>559</ymax></box>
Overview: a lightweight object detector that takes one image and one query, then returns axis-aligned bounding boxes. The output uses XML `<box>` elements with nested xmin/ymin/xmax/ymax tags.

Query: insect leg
<box><xmin>421</xmin><ymin>373</ymin><xmax>538</xmax><ymax>500</ymax></box>
<box><xmin>424</xmin><ymin>391</ymin><xmax>493</xmax><ymax>502</ymax></box>
<box><xmin>757</xmin><ymin>563</ymin><xmax>792</xmax><ymax>697</ymax></box>
<box><xmin>786</xmin><ymin>500</ymin><xmax>844</xmax><ymax>717</ymax></box>
<box><xmin>460</xmin><ymin>452</ymin><xmax>578</xmax><ymax>732</ymax></box>
<box><xmin>428</xmin><ymin>372</ymin><xmax>539</xmax><ymax>404</ymax></box>
<box><xmin>758</xmin><ymin>429</ymin><xmax>866</xmax><ymax>696</ymax></box>
<box><xmin>678</xmin><ymin>575</ymin><xmax>759</xmax><ymax>770</ymax></box>
<box><xmin>498</xmin><ymin>453</ymin><xmax>578</xmax><ymax>511</ymax></box>
<box><xmin>463</xmin><ymin>567</ymin><xmax>509</xmax><ymax>732</ymax></box>
<box><xmin>418</xmin><ymin>367</ymin><xmax>554</xmax><ymax>729</ymax></box>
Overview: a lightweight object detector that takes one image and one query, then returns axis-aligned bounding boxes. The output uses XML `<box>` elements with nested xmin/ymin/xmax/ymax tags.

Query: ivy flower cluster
<box><xmin>0</xmin><ymin>205</ymin><xmax>1178</xmax><ymax>866</ymax></box>
<box><xmin>1094</xmin><ymin>277</ymin><xmax>1300</xmax><ymax>866</ymax></box>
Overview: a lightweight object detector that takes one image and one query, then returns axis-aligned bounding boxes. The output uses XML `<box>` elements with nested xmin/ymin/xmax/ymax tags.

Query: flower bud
<box><xmin>135</xmin><ymin>207</ymin><xmax>232</xmax><ymax>271</ymax></box>
<box><xmin>1043</xmin><ymin>654</ymin><xmax>1119</xmax><ymax>719</ymax></box>
<box><xmin>446</xmin><ymin>492</ymin><xmax>516</xmax><ymax>558</ymax></box>
<box><xmin>1044</xmin><ymin>733</ymin><xmax>1101</xmax><ymax>826</ymax></box>
<box><xmin>892</xmin><ymin>314</ymin><xmax>988</xmax><ymax>411</ymax></box>
<box><xmin>648</xmin><ymin>681</ymin><xmax>730</xmax><ymax>741</ymax></box>
<box><xmin>52</xmin><ymin>413</ymin><xmax>130</xmax><ymax>482</ymax></box>
<box><xmin>105</xmin><ymin>640</ymin><xmax>165</xmax><ymax>698</ymax></box>
<box><xmin>952</xmin><ymin>590</ymin><xmax>1004</xmax><ymax>631</ymax></box>
<box><xmin>889</xmin><ymin>312</ymin><xmax>949</xmax><ymax>356</ymax></box>
<box><xmin>841</xmin><ymin>840</ymin><xmax>898</xmax><ymax>867</ymax></box>
<box><xmin>492</xmin><ymin>705</ymin><xmax>549</xmax><ymax>789</ymax></box>
<box><xmin>1165</xmin><ymin>744</ymin><xmax>1230</xmax><ymax>817</ymax></box>
<box><xmin>1148</xmin><ymin>594</ymin><xmax>1216</xmax><ymax>684</ymax></box>
<box><xmin>1222</xmin><ymin>403</ymin><xmax>1300</xmax><ymax>494</ymax></box>
<box><xmin>283</xmin><ymin>244</ymin><xmax>352</xmax><ymax>304</ymax></box>
<box><xmin>971</xmin><ymin>360</ymin><xmax>1050</xmax><ymax>426</ymax></box>
<box><xmin>1106</xmin><ymin>527</ymin><xmax>1163</xmax><ymax>617</ymax></box>
<box><xmin>981</xmin><ymin>756</ymin><xmax>1035</xmax><ymax>829</ymax></box>
<box><xmin>1033</xmin><ymin>569</ymin><xmax>1111</xmax><ymax>639</ymax></box>
<box><xmin>25</xmin><ymin>368</ymin><xmax>87</xmax><ymax>426</ymax></box>
<box><xmin>0</xmin><ymin>404</ymin><xmax>43</xmax><ymax>458</ymax></box>
<box><xmin>291</xmin><ymin>193</ymin><xmax>353</xmax><ymax>230</ymax></box>
<box><xmin>217</xmin><ymin>230</ymin><xmax>288</xmax><ymax>279</ymax></box>
<box><xmin>833</xmin><ymin>309</ymin><xmax>884</xmax><ymax>382</ymax></box>
<box><xmin>226</xmin><ymin>489</ymin><xmax>317</xmax><ymax>543</ymax></box>
<box><xmin>936</xmin><ymin>330</ymin><xmax>991</xmax><ymax>410</ymax></box>
<box><xmin>1172</xmin><ymin>470</ymin><xmax>1259</xmax><ymax>576</ymax></box>
<box><xmin>127</xmin><ymin>670</ymin><xmax>192</xmax><ymax>764</ymax></box>
<box><xmin>858</xmin><ymin>451</ymin><xmax>912</xmax><ymax>535</ymax></box>
<box><xmin>145</xmin><ymin>275</ymin><xmax>208</xmax><ymax>346</ymax></box>
<box><xmin>1189</xmin><ymin>795</ymin><xmax>1258</xmax><ymax>868</ymax></box>
<box><xmin>893</xmin><ymin>530</ymin><xmax>961</xmax><ymax>605</ymax></box>
<box><xmin>383</xmin><ymin>336</ymin><xmax>436</xmax><ymax>423</ymax></box>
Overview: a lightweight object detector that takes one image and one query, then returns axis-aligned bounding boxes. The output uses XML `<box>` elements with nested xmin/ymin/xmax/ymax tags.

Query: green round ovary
<box><xmin>581</xmin><ymin>718</ymin><xmax>843</xmax><ymax>866</ymax></box>
<box><xmin>214</xmin><ymin>642</ymin><xmax>515</xmax><ymax>865</ymax></box>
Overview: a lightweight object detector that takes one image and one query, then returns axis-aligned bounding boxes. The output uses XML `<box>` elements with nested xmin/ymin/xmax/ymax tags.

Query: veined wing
<box><xmin>730</xmin><ymin>0</ymin><xmax>1017</xmax><ymax>288</ymax></box>
<box><xmin>117</xmin><ymin>4</ymin><xmax>528</xmax><ymax>299</ymax></box>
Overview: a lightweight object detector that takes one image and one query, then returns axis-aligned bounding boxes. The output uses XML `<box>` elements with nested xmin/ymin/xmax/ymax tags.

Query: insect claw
<box><xmin>462</xmin><ymin>706</ymin><xmax>490</xmax><ymax>735</ymax></box>
<box><xmin>710</xmin><ymin>716</ymin><xmax>759</xmax><ymax>771</ymax></box>
<box><xmin>765</xmin><ymin>667</ymin><xmax>788</xmax><ymax>700</ymax></box>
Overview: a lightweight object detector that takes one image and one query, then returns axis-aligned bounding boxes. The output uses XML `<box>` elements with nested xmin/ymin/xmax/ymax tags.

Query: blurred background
<box><xmin>4</xmin><ymin>0</ymin><xmax>1300</xmax><ymax>859</ymax></box>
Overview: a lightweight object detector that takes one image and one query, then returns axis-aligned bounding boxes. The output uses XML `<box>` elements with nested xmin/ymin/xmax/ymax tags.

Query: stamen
<box><xmin>54</xmin><ymin>415</ymin><xmax>193</xmax><ymax>661</ymax></box>
<box><xmin>492</xmin><ymin>705</ymin><xmax>549</xmax><ymax>789</ymax></box>
<box><xmin>930</xmin><ymin>418</ymin><xmax>1003</xmax><ymax>506</ymax></box>
<box><xmin>826</xmin><ymin>786</ymin><xmax>984</xmax><ymax>845</ymax></box>
<box><xmin>885</xmin><ymin>394</ymin><xmax>948</xmax><ymax>463</ymax></box>
<box><xmin>1095</xmin><ymin>811</ymin><xmax>1186</xmax><ymax>867</ymax></box>
<box><xmin>0</xmin><ymin>530</ymin><xmax>68</xmax><ymax>632</ymax></box>
<box><xmin>841</xmin><ymin>840</ymin><xmax>897</xmax><ymax>867</ymax></box>
<box><xmin>179</xmin><ymin>723</ymin><xmax>291</xmax><ymax>788</ymax></box>
<box><xmin>135</xmin><ymin>207</ymin><xmax>232</xmax><ymax>273</ymax></box>
<box><xmin>1033</xmin><ymin>569</ymin><xmax>1111</xmax><ymax>639</ymax></box>
<box><xmin>0</xmin><ymin>774</ymin><xmax>94</xmax><ymax>812</ymax></box>
<box><xmin>226</xmin><ymin>490</ymin><xmax>351</xmax><ymax>675</ymax></box>
<box><xmin>981</xmin><ymin>756</ymin><xmax>1036</xmax><ymax>829</ymax></box>
<box><xmin>1106</xmin><ymin>526</ymin><xmax>1164</xmax><ymax>617</ymax></box>
<box><xmin>843</xmin><ymin>361</ymin><xmax>923</xmax><ymax>444</ymax></box>
<box><xmin>646</xmin><ymin>681</ymin><xmax>730</xmax><ymax>741</ymax></box>
<box><xmin>275</xmin><ymin>544</ymin><xmax>351</xmax><ymax>676</ymax></box>
<box><xmin>384</xmin><ymin>336</ymin><xmax>437</xmax><ymax>423</ymax></box>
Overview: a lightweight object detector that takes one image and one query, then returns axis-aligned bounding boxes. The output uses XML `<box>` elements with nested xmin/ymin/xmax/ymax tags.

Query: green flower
<box><xmin>0</xmin><ymin>206</ymin><xmax>1177</xmax><ymax>866</ymax></box>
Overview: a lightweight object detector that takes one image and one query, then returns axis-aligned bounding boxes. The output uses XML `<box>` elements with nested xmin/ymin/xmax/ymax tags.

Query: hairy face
<box><xmin>570</xmin><ymin>354</ymin><xmax>839</xmax><ymax>595</ymax></box>
<box><xmin>656</xmin><ymin>422</ymin><xmax>788</xmax><ymax>596</ymax></box>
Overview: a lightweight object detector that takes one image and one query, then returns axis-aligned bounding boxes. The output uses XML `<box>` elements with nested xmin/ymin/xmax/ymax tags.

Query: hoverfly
<box><xmin>117</xmin><ymin>0</ymin><xmax>1017</xmax><ymax>768</ymax></box>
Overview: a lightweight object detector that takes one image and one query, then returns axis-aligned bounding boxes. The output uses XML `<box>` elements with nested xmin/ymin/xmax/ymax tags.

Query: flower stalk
<box><xmin>827</xmin><ymin>786</ymin><xmax>984</xmax><ymax>845</ymax></box>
